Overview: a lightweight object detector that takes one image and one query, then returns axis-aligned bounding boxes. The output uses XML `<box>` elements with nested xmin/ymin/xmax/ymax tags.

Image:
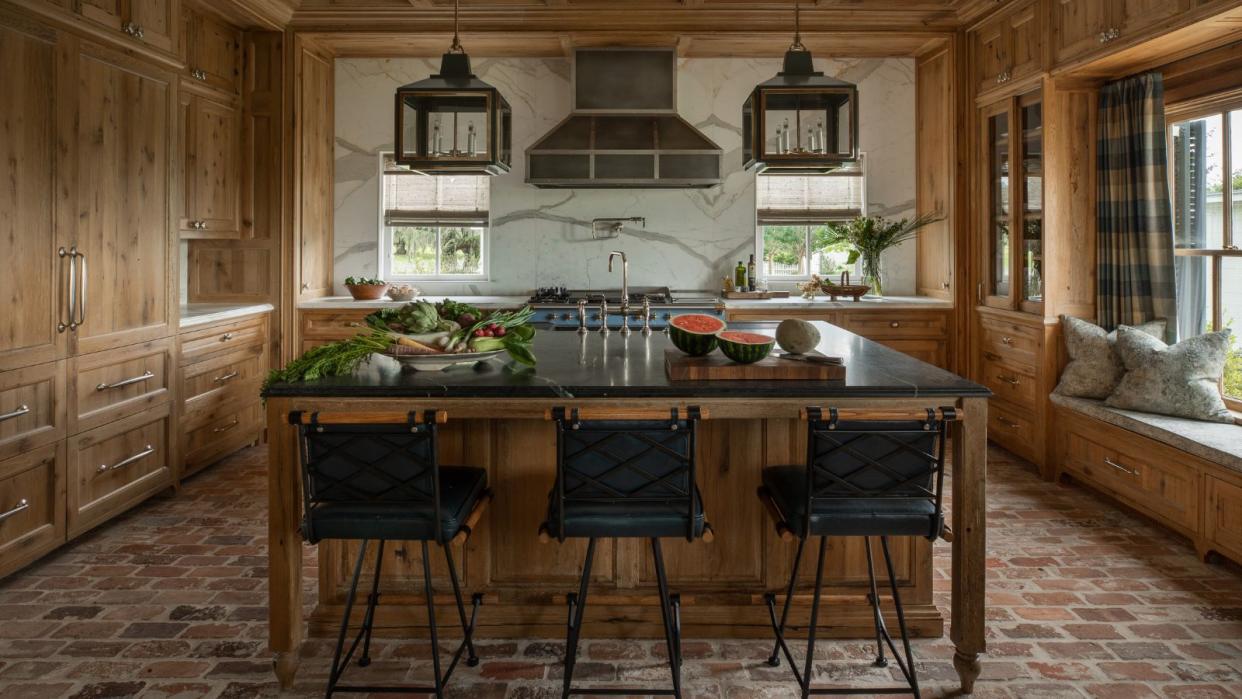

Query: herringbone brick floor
<box><xmin>0</xmin><ymin>445</ymin><xmax>1240</xmax><ymax>698</ymax></box>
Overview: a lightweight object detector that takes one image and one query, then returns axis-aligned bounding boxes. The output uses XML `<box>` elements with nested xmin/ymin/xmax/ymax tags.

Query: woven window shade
<box><xmin>756</xmin><ymin>171</ymin><xmax>864</xmax><ymax>226</ymax></box>
<box><xmin>383</xmin><ymin>158</ymin><xmax>490</xmax><ymax>225</ymax></box>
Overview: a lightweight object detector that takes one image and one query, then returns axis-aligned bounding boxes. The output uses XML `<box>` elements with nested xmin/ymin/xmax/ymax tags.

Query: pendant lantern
<box><xmin>394</xmin><ymin>0</ymin><xmax>512</xmax><ymax>175</ymax></box>
<box><xmin>743</xmin><ymin>0</ymin><xmax>859</xmax><ymax>173</ymax></box>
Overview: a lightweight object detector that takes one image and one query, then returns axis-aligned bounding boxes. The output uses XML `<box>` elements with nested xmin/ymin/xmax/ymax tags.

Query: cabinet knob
<box><xmin>221</xmin><ymin>333</ymin><xmax>234</xmax><ymax>342</ymax></box>
<box><xmin>1001</xmin><ymin>336</ymin><xmax>1014</xmax><ymax>345</ymax></box>
<box><xmin>889</xmin><ymin>321</ymin><xmax>900</xmax><ymax>328</ymax></box>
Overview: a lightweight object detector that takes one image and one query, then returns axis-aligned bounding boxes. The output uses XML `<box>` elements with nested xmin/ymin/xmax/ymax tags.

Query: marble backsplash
<box><xmin>334</xmin><ymin>56</ymin><xmax>916</xmax><ymax>296</ymax></box>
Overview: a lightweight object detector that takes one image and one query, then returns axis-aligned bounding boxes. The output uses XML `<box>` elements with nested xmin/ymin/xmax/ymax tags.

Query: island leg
<box><xmin>951</xmin><ymin>397</ymin><xmax>988</xmax><ymax>694</ymax></box>
<box><xmin>267</xmin><ymin>399</ymin><xmax>303</xmax><ymax>688</ymax></box>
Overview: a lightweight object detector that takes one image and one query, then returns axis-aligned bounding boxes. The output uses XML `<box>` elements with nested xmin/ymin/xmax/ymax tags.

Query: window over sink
<box><xmin>380</xmin><ymin>154</ymin><xmax>490</xmax><ymax>281</ymax></box>
<box><xmin>755</xmin><ymin>159</ymin><xmax>865</xmax><ymax>281</ymax></box>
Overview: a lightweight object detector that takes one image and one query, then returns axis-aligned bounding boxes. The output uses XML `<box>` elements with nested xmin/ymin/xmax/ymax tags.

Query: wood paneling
<box><xmin>293</xmin><ymin>40</ymin><xmax>334</xmax><ymax>303</ymax></box>
<box><xmin>180</xmin><ymin>87</ymin><xmax>242</xmax><ymax>238</ymax></box>
<box><xmin>1051</xmin><ymin>0</ymin><xmax>1113</xmax><ymax>65</ymax></box>
<box><xmin>0</xmin><ymin>13</ymin><xmax>64</xmax><ymax>371</ymax></box>
<box><xmin>63</xmin><ymin>40</ymin><xmax>175</xmax><ymax>356</ymax></box>
<box><xmin>127</xmin><ymin>0</ymin><xmax>178</xmax><ymax>53</ymax></box>
<box><xmin>1041</xmin><ymin>76</ymin><xmax>1097</xmax><ymax>320</ymax></box>
<box><xmin>916</xmin><ymin>45</ymin><xmax>955</xmax><ymax>301</ymax></box>
<box><xmin>0</xmin><ymin>443</ymin><xmax>66</xmax><ymax>579</ymax></box>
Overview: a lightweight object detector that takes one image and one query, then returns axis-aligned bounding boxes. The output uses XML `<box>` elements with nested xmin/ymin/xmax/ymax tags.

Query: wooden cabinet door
<box><xmin>65</xmin><ymin>42</ymin><xmax>174</xmax><ymax>356</ymax></box>
<box><xmin>1007</xmin><ymin>2</ymin><xmax>1042</xmax><ymax>84</ymax></box>
<box><xmin>77</xmin><ymin>0</ymin><xmax>124</xmax><ymax>33</ymax></box>
<box><xmin>185</xmin><ymin>9</ymin><xmax>241</xmax><ymax>95</ymax></box>
<box><xmin>1117</xmin><ymin>0</ymin><xmax>1193</xmax><ymax>38</ymax></box>
<box><xmin>971</xmin><ymin>15</ymin><xmax>1008</xmax><ymax>95</ymax></box>
<box><xmin>125</xmin><ymin>0</ymin><xmax>178</xmax><ymax>53</ymax></box>
<box><xmin>180</xmin><ymin>91</ymin><xmax>241</xmax><ymax>238</ymax></box>
<box><xmin>1051</xmin><ymin>0</ymin><xmax>1114</xmax><ymax>65</ymax></box>
<box><xmin>0</xmin><ymin>16</ymin><xmax>66</xmax><ymax>371</ymax></box>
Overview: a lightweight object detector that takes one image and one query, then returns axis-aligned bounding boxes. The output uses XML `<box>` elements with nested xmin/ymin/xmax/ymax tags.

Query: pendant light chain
<box><xmin>451</xmin><ymin>0</ymin><xmax>464</xmax><ymax>53</ymax></box>
<box><xmin>790</xmin><ymin>0</ymin><xmax>805</xmax><ymax>52</ymax></box>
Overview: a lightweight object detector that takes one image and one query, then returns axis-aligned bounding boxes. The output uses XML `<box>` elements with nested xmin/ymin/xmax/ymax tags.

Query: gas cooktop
<box><xmin>529</xmin><ymin>286</ymin><xmax>678</xmax><ymax>305</ymax></box>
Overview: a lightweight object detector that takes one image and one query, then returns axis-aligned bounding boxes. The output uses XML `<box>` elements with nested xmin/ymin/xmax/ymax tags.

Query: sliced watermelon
<box><xmin>668</xmin><ymin>313</ymin><xmax>726</xmax><ymax>356</ymax></box>
<box><xmin>716</xmin><ymin>331</ymin><xmax>775</xmax><ymax>364</ymax></box>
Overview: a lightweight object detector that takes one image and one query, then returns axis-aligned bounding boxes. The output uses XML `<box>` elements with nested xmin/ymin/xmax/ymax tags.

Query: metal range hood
<box><xmin>526</xmin><ymin>48</ymin><xmax>723</xmax><ymax>188</ymax></box>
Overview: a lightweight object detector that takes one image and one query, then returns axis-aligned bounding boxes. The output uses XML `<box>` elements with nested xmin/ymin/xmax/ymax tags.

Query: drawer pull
<box><xmin>996</xmin><ymin>416</ymin><xmax>1021</xmax><ymax>430</ymax></box>
<box><xmin>999</xmin><ymin>374</ymin><xmax>1020</xmax><ymax>386</ymax></box>
<box><xmin>1001</xmin><ymin>336</ymin><xmax>1014</xmax><ymax>345</ymax></box>
<box><xmin>221</xmin><ymin>333</ymin><xmax>235</xmax><ymax>342</ymax></box>
<box><xmin>212</xmin><ymin>418</ymin><xmax>240</xmax><ymax>434</ymax></box>
<box><xmin>0</xmin><ymin>405</ymin><xmax>30</xmax><ymax>423</ymax></box>
<box><xmin>1103</xmin><ymin>457</ymin><xmax>1140</xmax><ymax>477</ymax></box>
<box><xmin>96</xmin><ymin>445</ymin><xmax>155</xmax><ymax>475</ymax></box>
<box><xmin>889</xmin><ymin>321</ymin><xmax>900</xmax><ymax>328</ymax></box>
<box><xmin>96</xmin><ymin>370</ymin><xmax>155</xmax><ymax>392</ymax></box>
<box><xmin>0</xmin><ymin>498</ymin><xmax>30</xmax><ymax>523</ymax></box>
<box><xmin>213</xmin><ymin>371</ymin><xmax>240</xmax><ymax>384</ymax></box>
<box><xmin>983</xmin><ymin>351</ymin><xmax>1002</xmax><ymax>362</ymax></box>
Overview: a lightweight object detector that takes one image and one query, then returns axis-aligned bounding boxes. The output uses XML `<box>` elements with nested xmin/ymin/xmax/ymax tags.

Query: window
<box><xmin>756</xmin><ymin>163</ymin><xmax>865</xmax><ymax>280</ymax></box>
<box><xmin>380</xmin><ymin>155</ymin><xmax>489</xmax><ymax>280</ymax></box>
<box><xmin>1168</xmin><ymin>106</ymin><xmax>1242</xmax><ymax>406</ymax></box>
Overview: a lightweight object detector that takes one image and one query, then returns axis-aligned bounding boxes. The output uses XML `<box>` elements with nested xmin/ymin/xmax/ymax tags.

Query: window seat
<box><xmin>1049</xmin><ymin>394</ymin><xmax>1242</xmax><ymax>566</ymax></box>
<box><xmin>1049</xmin><ymin>394</ymin><xmax>1242</xmax><ymax>475</ymax></box>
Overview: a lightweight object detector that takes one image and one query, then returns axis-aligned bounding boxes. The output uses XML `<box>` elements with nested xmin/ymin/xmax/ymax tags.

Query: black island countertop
<box><xmin>263</xmin><ymin>321</ymin><xmax>989</xmax><ymax>400</ymax></box>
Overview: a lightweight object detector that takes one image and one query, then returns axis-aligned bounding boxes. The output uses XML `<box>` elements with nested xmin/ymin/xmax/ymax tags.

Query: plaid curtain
<box><xmin>1097</xmin><ymin>72</ymin><xmax>1177</xmax><ymax>338</ymax></box>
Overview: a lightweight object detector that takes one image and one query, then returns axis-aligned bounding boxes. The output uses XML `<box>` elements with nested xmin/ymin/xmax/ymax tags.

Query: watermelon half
<box><xmin>716</xmin><ymin>331</ymin><xmax>775</xmax><ymax>364</ymax></box>
<box><xmin>668</xmin><ymin>314</ymin><xmax>727</xmax><ymax>356</ymax></box>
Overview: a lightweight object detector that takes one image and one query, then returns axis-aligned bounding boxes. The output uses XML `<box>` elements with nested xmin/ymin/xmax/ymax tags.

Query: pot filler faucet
<box><xmin>607</xmin><ymin>250</ymin><xmax>630</xmax><ymax>336</ymax></box>
<box><xmin>591</xmin><ymin>216</ymin><xmax>646</xmax><ymax>240</ymax></box>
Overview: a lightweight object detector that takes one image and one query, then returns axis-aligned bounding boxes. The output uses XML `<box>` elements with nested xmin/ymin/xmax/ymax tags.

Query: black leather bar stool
<box><xmin>757</xmin><ymin>406</ymin><xmax>957</xmax><ymax>699</ymax></box>
<box><xmin>291</xmin><ymin>410</ymin><xmax>493</xmax><ymax>698</ymax></box>
<box><xmin>539</xmin><ymin>406</ymin><xmax>713</xmax><ymax>699</ymax></box>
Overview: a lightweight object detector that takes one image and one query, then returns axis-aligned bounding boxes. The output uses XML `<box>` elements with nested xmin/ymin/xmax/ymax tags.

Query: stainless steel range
<box><xmin>528</xmin><ymin>285</ymin><xmax>723</xmax><ymax>332</ymax></box>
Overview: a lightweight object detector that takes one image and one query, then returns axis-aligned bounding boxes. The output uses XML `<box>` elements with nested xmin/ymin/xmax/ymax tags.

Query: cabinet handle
<box><xmin>996</xmin><ymin>70</ymin><xmax>1011</xmax><ymax>84</ymax></box>
<box><xmin>983</xmin><ymin>351</ymin><xmax>1002</xmax><ymax>362</ymax></box>
<box><xmin>996</xmin><ymin>416</ymin><xmax>1020</xmax><ymax>429</ymax></box>
<box><xmin>96</xmin><ymin>370</ymin><xmax>155</xmax><ymax>392</ymax></box>
<box><xmin>221</xmin><ymin>333</ymin><xmax>234</xmax><ymax>342</ymax></box>
<box><xmin>59</xmin><ymin>247</ymin><xmax>77</xmax><ymax>332</ymax></box>
<box><xmin>1103</xmin><ymin>457</ymin><xmax>1139</xmax><ymax>477</ymax></box>
<box><xmin>212</xmin><ymin>418</ymin><xmax>240</xmax><ymax>434</ymax></box>
<box><xmin>0</xmin><ymin>499</ymin><xmax>30</xmax><ymax>523</ymax></box>
<box><xmin>889</xmin><ymin>321</ymin><xmax>901</xmax><ymax>328</ymax></box>
<box><xmin>1098</xmin><ymin>27</ymin><xmax>1120</xmax><ymax>43</ymax></box>
<box><xmin>134</xmin><ymin>24</ymin><xmax>145</xmax><ymax>39</ymax></box>
<box><xmin>191</xmin><ymin>68</ymin><xmax>206</xmax><ymax>81</ymax></box>
<box><xmin>213</xmin><ymin>371</ymin><xmax>240</xmax><ymax>384</ymax></box>
<box><xmin>1000</xmin><ymin>336</ymin><xmax>1014</xmax><ymax>345</ymax></box>
<box><xmin>0</xmin><ymin>405</ymin><xmax>30</xmax><ymax>423</ymax></box>
<box><xmin>96</xmin><ymin>445</ymin><xmax>155</xmax><ymax>475</ymax></box>
<box><xmin>998</xmin><ymin>374</ymin><xmax>1020</xmax><ymax>386</ymax></box>
<box><xmin>76</xmin><ymin>250</ymin><xmax>87</xmax><ymax>328</ymax></box>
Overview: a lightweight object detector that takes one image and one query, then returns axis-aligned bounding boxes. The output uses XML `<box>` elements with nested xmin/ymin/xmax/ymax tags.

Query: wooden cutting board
<box><xmin>664</xmin><ymin>348</ymin><xmax>846</xmax><ymax>381</ymax></box>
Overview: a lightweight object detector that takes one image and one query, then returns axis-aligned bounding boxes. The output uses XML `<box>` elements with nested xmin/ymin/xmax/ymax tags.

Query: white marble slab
<box><xmin>298</xmin><ymin>295</ymin><xmax>528</xmax><ymax>310</ymax></box>
<box><xmin>333</xmin><ymin>56</ymin><xmax>916</xmax><ymax>297</ymax></box>
<box><xmin>180</xmin><ymin>303</ymin><xmax>274</xmax><ymax>329</ymax></box>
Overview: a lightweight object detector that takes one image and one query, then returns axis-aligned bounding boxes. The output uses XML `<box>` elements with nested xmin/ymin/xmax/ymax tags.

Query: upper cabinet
<box><xmin>1051</xmin><ymin>0</ymin><xmax>1196</xmax><ymax>67</ymax></box>
<box><xmin>183</xmin><ymin>6</ymin><xmax>241</xmax><ymax>96</ymax></box>
<box><xmin>75</xmin><ymin>0</ymin><xmax>180</xmax><ymax>55</ymax></box>
<box><xmin>970</xmin><ymin>0</ymin><xmax>1043</xmax><ymax>98</ymax></box>
<box><xmin>179</xmin><ymin>87</ymin><xmax>242</xmax><ymax>238</ymax></box>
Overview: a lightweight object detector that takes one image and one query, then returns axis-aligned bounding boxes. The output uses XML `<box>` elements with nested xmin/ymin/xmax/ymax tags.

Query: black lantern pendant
<box><xmin>743</xmin><ymin>0</ymin><xmax>859</xmax><ymax>173</ymax></box>
<box><xmin>394</xmin><ymin>0</ymin><xmax>512</xmax><ymax>175</ymax></box>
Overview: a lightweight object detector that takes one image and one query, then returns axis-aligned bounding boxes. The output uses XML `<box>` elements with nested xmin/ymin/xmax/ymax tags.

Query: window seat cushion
<box><xmin>1051</xmin><ymin>393</ymin><xmax>1242</xmax><ymax>475</ymax></box>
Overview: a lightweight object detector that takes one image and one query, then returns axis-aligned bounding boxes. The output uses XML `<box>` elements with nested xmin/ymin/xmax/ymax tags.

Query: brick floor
<box><xmin>1</xmin><ymin>446</ymin><xmax>1240</xmax><ymax>698</ymax></box>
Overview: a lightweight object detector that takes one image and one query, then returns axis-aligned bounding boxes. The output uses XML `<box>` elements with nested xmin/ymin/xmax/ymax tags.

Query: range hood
<box><xmin>526</xmin><ymin>48</ymin><xmax>723</xmax><ymax>189</ymax></box>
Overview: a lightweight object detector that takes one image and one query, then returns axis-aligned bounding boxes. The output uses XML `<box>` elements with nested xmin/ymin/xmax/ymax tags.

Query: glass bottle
<box><xmin>734</xmin><ymin>261</ymin><xmax>748</xmax><ymax>290</ymax></box>
<box><xmin>747</xmin><ymin>255</ymin><xmax>757</xmax><ymax>292</ymax></box>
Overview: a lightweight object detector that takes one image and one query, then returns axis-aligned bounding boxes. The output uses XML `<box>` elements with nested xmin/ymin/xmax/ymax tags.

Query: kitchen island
<box><xmin>262</xmin><ymin>321</ymin><xmax>990</xmax><ymax>692</ymax></box>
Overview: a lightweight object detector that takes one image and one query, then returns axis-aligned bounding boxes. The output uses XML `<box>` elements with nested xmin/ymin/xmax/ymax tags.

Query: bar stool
<box><xmin>539</xmin><ymin>406</ymin><xmax>713</xmax><ymax>699</ymax></box>
<box><xmin>291</xmin><ymin>410</ymin><xmax>493</xmax><ymax>698</ymax></box>
<box><xmin>757</xmin><ymin>406</ymin><xmax>957</xmax><ymax>699</ymax></box>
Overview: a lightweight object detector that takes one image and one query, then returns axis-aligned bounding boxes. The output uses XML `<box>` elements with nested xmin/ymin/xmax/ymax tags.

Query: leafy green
<box><xmin>366</xmin><ymin>301</ymin><xmax>454</xmax><ymax>334</ymax></box>
<box><xmin>437</xmin><ymin>299</ymin><xmax>483</xmax><ymax>324</ymax></box>
<box><xmin>448</xmin><ymin>306</ymin><xmax>538</xmax><ymax>365</ymax></box>
<box><xmin>344</xmin><ymin>276</ymin><xmax>385</xmax><ymax>286</ymax></box>
<box><xmin>262</xmin><ymin>329</ymin><xmax>392</xmax><ymax>393</ymax></box>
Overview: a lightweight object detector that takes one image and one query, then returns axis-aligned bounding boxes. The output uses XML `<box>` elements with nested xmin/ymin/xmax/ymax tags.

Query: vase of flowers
<box><xmin>825</xmin><ymin>213</ymin><xmax>942</xmax><ymax>297</ymax></box>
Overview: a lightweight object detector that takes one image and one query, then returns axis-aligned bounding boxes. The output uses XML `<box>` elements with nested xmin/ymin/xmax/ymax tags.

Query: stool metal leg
<box><xmin>357</xmin><ymin>540</ymin><xmax>386</xmax><ymax>668</ymax></box>
<box><xmin>651</xmin><ymin>537</ymin><xmax>683</xmax><ymax>699</ymax></box>
<box><xmin>801</xmin><ymin>536</ymin><xmax>829</xmax><ymax>699</ymax></box>
<box><xmin>562</xmin><ymin>537</ymin><xmax>596</xmax><ymax>699</ymax></box>
<box><xmin>766</xmin><ymin>535</ymin><xmax>807</xmax><ymax>667</ymax></box>
<box><xmin>326</xmin><ymin>539</ymin><xmax>370</xmax><ymax>698</ymax></box>
<box><xmin>443</xmin><ymin>543</ymin><xmax>481</xmax><ymax>668</ymax></box>
<box><xmin>863</xmin><ymin>537</ymin><xmax>888</xmax><ymax>669</ymax></box>
<box><xmin>880</xmin><ymin>536</ymin><xmax>920</xmax><ymax>698</ymax></box>
<box><xmin>421</xmin><ymin>540</ymin><xmax>444</xmax><ymax>699</ymax></box>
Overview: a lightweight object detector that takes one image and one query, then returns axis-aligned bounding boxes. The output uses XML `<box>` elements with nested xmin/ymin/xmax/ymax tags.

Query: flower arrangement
<box><xmin>824</xmin><ymin>213</ymin><xmax>942</xmax><ymax>296</ymax></box>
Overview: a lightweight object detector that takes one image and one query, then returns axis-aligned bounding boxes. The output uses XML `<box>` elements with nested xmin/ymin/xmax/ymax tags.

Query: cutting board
<box><xmin>664</xmin><ymin>348</ymin><xmax>846</xmax><ymax>381</ymax></box>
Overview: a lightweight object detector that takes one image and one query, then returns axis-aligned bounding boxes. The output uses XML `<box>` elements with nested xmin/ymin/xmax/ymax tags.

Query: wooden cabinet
<box><xmin>67</xmin><ymin>403</ymin><xmax>173</xmax><ymax>538</ymax></box>
<box><xmin>1205</xmin><ymin>475</ymin><xmax>1242</xmax><ymax>565</ymax></box>
<box><xmin>68</xmin><ymin>339</ymin><xmax>174</xmax><ymax>435</ymax></box>
<box><xmin>0</xmin><ymin>362</ymin><xmax>67</xmax><ymax>463</ymax></box>
<box><xmin>300</xmin><ymin>309</ymin><xmax>374</xmax><ymax>351</ymax></box>
<box><xmin>0</xmin><ymin>444</ymin><xmax>66</xmax><ymax>579</ymax></box>
<box><xmin>180</xmin><ymin>87</ymin><xmax>242</xmax><ymax>238</ymax></box>
<box><xmin>183</xmin><ymin>6</ymin><xmax>241</xmax><ymax>95</ymax></box>
<box><xmin>63</xmin><ymin>41</ymin><xmax>175</xmax><ymax>355</ymax></box>
<box><xmin>0</xmin><ymin>15</ymin><xmax>64</xmax><ymax>372</ymax></box>
<box><xmin>970</xmin><ymin>0</ymin><xmax>1042</xmax><ymax>97</ymax></box>
<box><xmin>75</xmin><ymin>0</ymin><xmax>178</xmax><ymax>54</ymax></box>
<box><xmin>1051</xmin><ymin>0</ymin><xmax>1196</xmax><ymax>67</ymax></box>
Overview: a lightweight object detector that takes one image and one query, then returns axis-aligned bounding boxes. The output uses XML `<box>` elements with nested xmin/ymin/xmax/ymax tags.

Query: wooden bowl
<box><xmin>820</xmin><ymin>282</ymin><xmax>871</xmax><ymax>302</ymax></box>
<box><xmin>346</xmin><ymin>283</ymin><xmax>389</xmax><ymax>301</ymax></box>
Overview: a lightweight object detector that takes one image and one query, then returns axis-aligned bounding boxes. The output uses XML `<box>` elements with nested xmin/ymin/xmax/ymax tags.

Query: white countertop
<box><xmin>180</xmin><ymin>303</ymin><xmax>275</xmax><ymax>329</ymax></box>
<box><xmin>299</xmin><ymin>294</ymin><xmax>951</xmax><ymax>311</ymax></box>
<box><xmin>299</xmin><ymin>295</ymin><xmax>528</xmax><ymax>310</ymax></box>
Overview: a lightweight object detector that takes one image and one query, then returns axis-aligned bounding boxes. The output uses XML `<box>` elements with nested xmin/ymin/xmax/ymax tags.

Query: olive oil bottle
<box><xmin>747</xmin><ymin>255</ymin><xmax>757</xmax><ymax>292</ymax></box>
<box><xmin>734</xmin><ymin>261</ymin><xmax>748</xmax><ymax>291</ymax></box>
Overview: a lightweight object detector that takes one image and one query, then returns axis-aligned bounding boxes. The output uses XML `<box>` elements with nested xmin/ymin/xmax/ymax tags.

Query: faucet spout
<box><xmin>608</xmin><ymin>250</ymin><xmax>631</xmax><ymax>335</ymax></box>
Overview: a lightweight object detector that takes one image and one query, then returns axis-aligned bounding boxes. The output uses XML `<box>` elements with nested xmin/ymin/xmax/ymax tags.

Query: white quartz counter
<box><xmin>180</xmin><ymin>303</ymin><xmax>275</xmax><ymax>329</ymax></box>
<box><xmin>298</xmin><ymin>294</ymin><xmax>951</xmax><ymax>311</ymax></box>
<box><xmin>298</xmin><ymin>295</ymin><xmax>527</xmax><ymax>310</ymax></box>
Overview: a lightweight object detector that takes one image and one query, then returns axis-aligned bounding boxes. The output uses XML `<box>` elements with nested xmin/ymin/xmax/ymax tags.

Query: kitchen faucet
<box><xmin>608</xmin><ymin>250</ymin><xmax>631</xmax><ymax>335</ymax></box>
<box><xmin>591</xmin><ymin>217</ymin><xmax>646</xmax><ymax>240</ymax></box>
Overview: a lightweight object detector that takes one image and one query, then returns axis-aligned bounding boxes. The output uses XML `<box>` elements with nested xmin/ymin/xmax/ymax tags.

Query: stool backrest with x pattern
<box><xmin>550</xmin><ymin>406</ymin><xmax>703</xmax><ymax>542</ymax></box>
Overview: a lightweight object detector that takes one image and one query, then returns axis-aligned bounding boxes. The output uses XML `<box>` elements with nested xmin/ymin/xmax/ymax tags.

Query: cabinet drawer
<box><xmin>182</xmin><ymin>403</ymin><xmax>261</xmax><ymax>478</ymax></box>
<box><xmin>182</xmin><ymin>343</ymin><xmax>265</xmax><ymax>424</ymax></box>
<box><xmin>1060</xmin><ymin>426</ymin><xmax>1199</xmax><ymax>534</ymax></box>
<box><xmin>840</xmin><ymin>312</ymin><xmax>948</xmax><ymax>339</ymax></box>
<box><xmin>979</xmin><ymin>317</ymin><xmax>1041</xmax><ymax>371</ymax></box>
<box><xmin>0</xmin><ymin>361</ymin><xmax>67</xmax><ymax>462</ymax></box>
<box><xmin>180</xmin><ymin>316</ymin><xmax>266</xmax><ymax>364</ymax></box>
<box><xmin>70</xmin><ymin>339</ymin><xmax>173</xmax><ymax>435</ymax></box>
<box><xmin>301</xmin><ymin>310</ymin><xmax>372</xmax><ymax>339</ymax></box>
<box><xmin>67</xmin><ymin>404</ymin><xmax>173</xmax><ymax>538</ymax></box>
<box><xmin>988</xmin><ymin>400</ymin><xmax>1038</xmax><ymax>462</ymax></box>
<box><xmin>1206</xmin><ymin>476</ymin><xmax>1242</xmax><ymax>564</ymax></box>
<box><xmin>980</xmin><ymin>354</ymin><xmax>1038</xmax><ymax>406</ymax></box>
<box><xmin>0</xmin><ymin>443</ymin><xmax>66</xmax><ymax>578</ymax></box>
<box><xmin>874</xmin><ymin>339</ymin><xmax>948</xmax><ymax>369</ymax></box>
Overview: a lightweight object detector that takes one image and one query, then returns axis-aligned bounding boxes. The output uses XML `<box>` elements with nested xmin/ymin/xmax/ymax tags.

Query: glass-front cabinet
<box><xmin>981</xmin><ymin>90</ymin><xmax>1044</xmax><ymax>314</ymax></box>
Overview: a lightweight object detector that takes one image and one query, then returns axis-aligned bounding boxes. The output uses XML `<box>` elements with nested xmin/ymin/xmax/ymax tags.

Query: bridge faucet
<box><xmin>608</xmin><ymin>251</ymin><xmax>631</xmax><ymax>335</ymax></box>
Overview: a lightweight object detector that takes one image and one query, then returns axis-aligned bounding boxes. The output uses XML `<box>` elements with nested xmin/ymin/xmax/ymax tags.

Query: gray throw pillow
<box><xmin>1105</xmin><ymin>326</ymin><xmax>1234</xmax><ymax>423</ymax></box>
<box><xmin>1054</xmin><ymin>316</ymin><xmax>1166</xmax><ymax>399</ymax></box>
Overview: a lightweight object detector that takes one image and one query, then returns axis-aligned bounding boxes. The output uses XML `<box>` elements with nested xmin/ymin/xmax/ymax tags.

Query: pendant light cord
<box><xmin>450</xmin><ymin>0</ymin><xmax>464</xmax><ymax>53</ymax></box>
<box><xmin>790</xmin><ymin>0</ymin><xmax>806</xmax><ymax>52</ymax></box>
